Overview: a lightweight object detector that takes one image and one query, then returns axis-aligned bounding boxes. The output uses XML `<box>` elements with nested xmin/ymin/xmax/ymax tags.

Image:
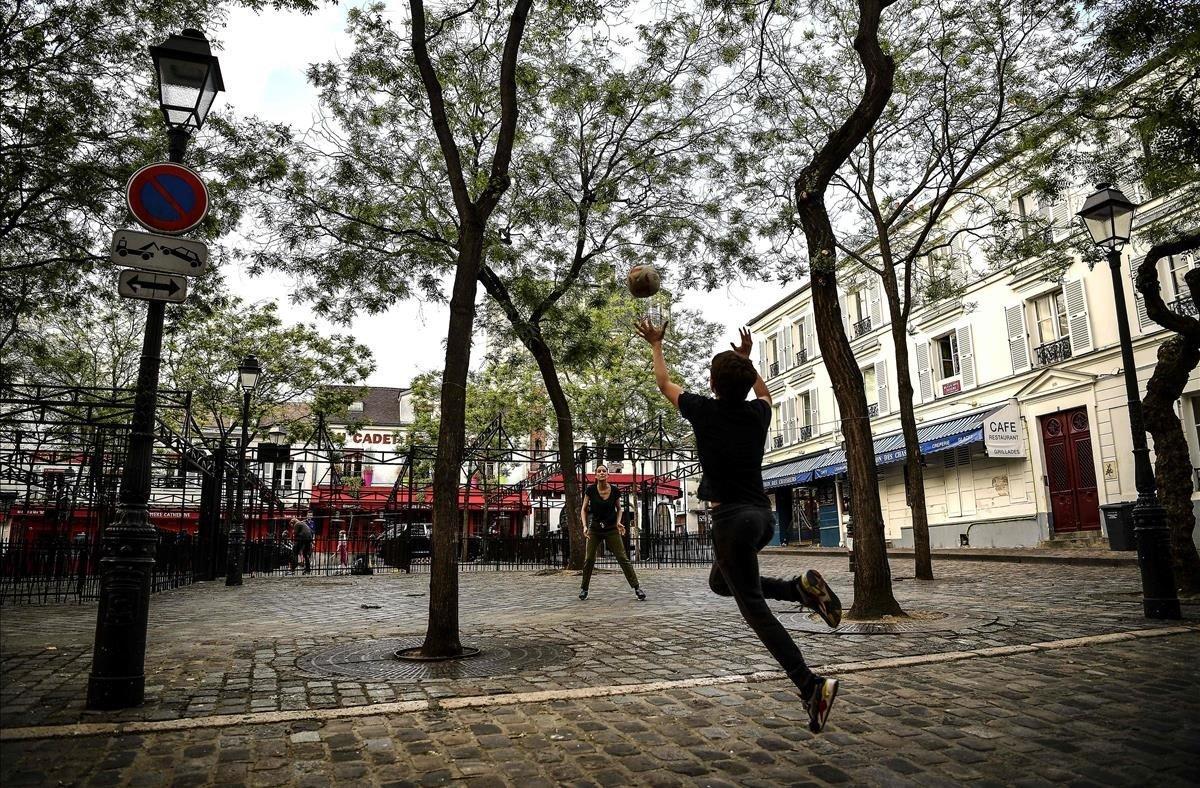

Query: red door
<box><xmin>1040</xmin><ymin>408</ymin><xmax>1100</xmax><ymax>533</ymax></box>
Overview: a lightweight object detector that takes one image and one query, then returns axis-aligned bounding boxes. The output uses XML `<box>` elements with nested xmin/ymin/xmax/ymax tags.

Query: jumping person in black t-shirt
<box><xmin>579</xmin><ymin>464</ymin><xmax>645</xmax><ymax>601</ymax></box>
<box><xmin>635</xmin><ymin>318</ymin><xmax>843</xmax><ymax>733</ymax></box>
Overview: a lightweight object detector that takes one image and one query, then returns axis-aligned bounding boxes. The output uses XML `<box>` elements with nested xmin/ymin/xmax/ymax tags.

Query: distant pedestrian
<box><xmin>578</xmin><ymin>464</ymin><xmax>645</xmax><ymax>601</ymax></box>
<box><xmin>292</xmin><ymin>517</ymin><xmax>314</xmax><ymax>574</ymax></box>
<box><xmin>637</xmin><ymin>319</ymin><xmax>843</xmax><ymax>733</ymax></box>
<box><xmin>336</xmin><ymin>528</ymin><xmax>349</xmax><ymax>570</ymax></box>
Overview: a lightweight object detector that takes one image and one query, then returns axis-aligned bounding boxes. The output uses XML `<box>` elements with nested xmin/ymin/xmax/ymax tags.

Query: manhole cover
<box><xmin>781</xmin><ymin>610</ymin><xmax>1006</xmax><ymax>635</ymax></box>
<box><xmin>296</xmin><ymin>637</ymin><xmax>575</xmax><ymax>681</ymax></box>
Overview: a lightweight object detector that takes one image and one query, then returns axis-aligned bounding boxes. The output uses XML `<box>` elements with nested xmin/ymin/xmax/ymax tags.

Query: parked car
<box><xmin>374</xmin><ymin>522</ymin><xmax>432</xmax><ymax>569</ymax></box>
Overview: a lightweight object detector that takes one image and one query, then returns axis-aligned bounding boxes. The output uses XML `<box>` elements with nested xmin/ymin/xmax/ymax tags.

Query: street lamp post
<box><xmin>226</xmin><ymin>355</ymin><xmax>262</xmax><ymax>586</ymax></box>
<box><xmin>1078</xmin><ymin>183</ymin><xmax>1181</xmax><ymax>620</ymax></box>
<box><xmin>266</xmin><ymin>424</ymin><xmax>287</xmax><ymax>544</ymax></box>
<box><xmin>87</xmin><ymin>29</ymin><xmax>223</xmax><ymax>710</ymax></box>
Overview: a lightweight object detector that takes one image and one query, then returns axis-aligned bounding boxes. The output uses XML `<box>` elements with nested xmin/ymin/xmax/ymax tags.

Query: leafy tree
<box><xmin>725</xmin><ymin>0</ymin><xmax>905</xmax><ymax>617</ymax></box>
<box><xmin>0</xmin><ymin>0</ymin><xmax>317</xmax><ymax>364</ymax></box>
<box><xmin>766</xmin><ymin>0</ymin><xmax>1086</xmax><ymax>580</ymax></box>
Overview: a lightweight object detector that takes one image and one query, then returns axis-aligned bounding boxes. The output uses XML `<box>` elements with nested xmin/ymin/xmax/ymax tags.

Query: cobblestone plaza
<box><xmin>2</xmin><ymin>555</ymin><xmax>1198</xmax><ymax>786</ymax></box>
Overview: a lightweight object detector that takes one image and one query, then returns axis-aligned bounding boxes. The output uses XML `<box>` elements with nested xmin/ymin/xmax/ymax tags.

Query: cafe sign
<box><xmin>984</xmin><ymin>401</ymin><xmax>1026</xmax><ymax>458</ymax></box>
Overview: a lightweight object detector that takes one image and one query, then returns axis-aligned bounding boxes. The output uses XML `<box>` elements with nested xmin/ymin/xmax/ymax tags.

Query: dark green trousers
<box><xmin>581</xmin><ymin>529</ymin><xmax>640</xmax><ymax>591</ymax></box>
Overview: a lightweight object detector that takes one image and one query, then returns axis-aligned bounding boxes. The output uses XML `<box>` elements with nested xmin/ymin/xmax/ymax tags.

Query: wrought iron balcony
<box><xmin>1172</xmin><ymin>295</ymin><xmax>1197</xmax><ymax>316</ymax></box>
<box><xmin>796</xmin><ymin>348</ymin><xmax>809</xmax><ymax>365</ymax></box>
<box><xmin>853</xmin><ymin>317</ymin><xmax>873</xmax><ymax>338</ymax></box>
<box><xmin>1034</xmin><ymin>336</ymin><xmax>1072</xmax><ymax>367</ymax></box>
<box><xmin>772</xmin><ymin>434</ymin><xmax>784</xmax><ymax>449</ymax></box>
<box><xmin>769</xmin><ymin>361</ymin><xmax>780</xmax><ymax>377</ymax></box>
<box><xmin>867</xmin><ymin>403</ymin><xmax>880</xmax><ymax>418</ymax></box>
<box><xmin>799</xmin><ymin>425</ymin><xmax>813</xmax><ymax>441</ymax></box>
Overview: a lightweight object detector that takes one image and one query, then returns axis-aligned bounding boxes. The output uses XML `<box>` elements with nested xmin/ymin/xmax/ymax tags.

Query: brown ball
<box><xmin>626</xmin><ymin>264</ymin><xmax>661</xmax><ymax>298</ymax></box>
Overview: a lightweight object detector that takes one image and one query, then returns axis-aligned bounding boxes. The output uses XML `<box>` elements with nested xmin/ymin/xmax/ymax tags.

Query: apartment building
<box><xmin>748</xmin><ymin>184</ymin><xmax>1198</xmax><ymax>550</ymax></box>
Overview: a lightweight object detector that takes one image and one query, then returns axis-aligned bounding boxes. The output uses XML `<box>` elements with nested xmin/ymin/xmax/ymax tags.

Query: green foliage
<box><xmin>0</xmin><ymin>0</ymin><xmax>320</xmax><ymax>361</ymax></box>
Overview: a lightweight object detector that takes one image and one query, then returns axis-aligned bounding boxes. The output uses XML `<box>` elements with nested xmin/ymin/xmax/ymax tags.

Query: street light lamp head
<box><xmin>267</xmin><ymin>424</ymin><xmax>287</xmax><ymax>444</ymax></box>
<box><xmin>149</xmin><ymin>29</ymin><xmax>225</xmax><ymax>131</ymax></box>
<box><xmin>1078</xmin><ymin>183</ymin><xmax>1136</xmax><ymax>251</ymax></box>
<box><xmin>238</xmin><ymin>354</ymin><xmax>262</xmax><ymax>392</ymax></box>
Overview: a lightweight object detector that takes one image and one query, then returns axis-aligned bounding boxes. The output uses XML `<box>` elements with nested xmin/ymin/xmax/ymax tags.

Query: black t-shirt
<box><xmin>585</xmin><ymin>483</ymin><xmax>621</xmax><ymax>530</ymax></box>
<box><xmin>678</xmin><ymin>391</ymin><xmax>771</xmax><ymax>508</ymax></box>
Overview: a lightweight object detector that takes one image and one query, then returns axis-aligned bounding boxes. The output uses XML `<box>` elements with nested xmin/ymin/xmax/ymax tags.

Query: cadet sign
<box><xmin>118</xmin><ymin>270</ymin><xmax>188</xmax><ymax>303</ymax></box>
<box><xmin>111</xmin><ymin>229</ymin><xmax>208</xmax><ymax>276</ymax></box>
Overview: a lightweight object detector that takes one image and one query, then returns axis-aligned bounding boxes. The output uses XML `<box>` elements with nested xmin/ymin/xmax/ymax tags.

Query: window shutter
<box><xmin>810</xmin><ymin>388</ymin><xmax>820</xmax><ymax>436</ymax></box>
<box><xmin>1005</xmin><ymin>304</ymin><xmax>1031</xmax><ymax>373</ymax></box>
<box><xmin>805</xmin><ymin>313</ymin><xmax>817</xmax><ymax>358</ymax></box>
<box><xmin>1063</xmin><ymin>278</ymin><xmax>1093</xmax><ymax>354</ymax></box>
<box><xmin>875</xmin><ymin>359</ymin><xmax>889</xmax><ymax>416</ymax></box>
<box><xmin>956</xmin><ymin>325</ymin><xmax>976</xmax><ymax>389</ymax></box>
<box><xmin>781</xmin><ymin>324</ymin><xmax>793</xmax><ymax>371</ymax></box>
<box><xmin>915</xmin><ymin>341</ymin><xmax>933</xmax><ymax>402</ymax></box>
<box><xmin>758</xmin><ymin>340</ymin><xmax>767</xmax><ymax>376</ymax></box>
<box><xmin>1130</xmin><ymin>260</ymin><xmax>1152</xmax><ymax>330</ymax></box>
<box><xmin>869</xmin><ymin>280</ymin><xmax>883</xmax><ymax>326</ymax></box>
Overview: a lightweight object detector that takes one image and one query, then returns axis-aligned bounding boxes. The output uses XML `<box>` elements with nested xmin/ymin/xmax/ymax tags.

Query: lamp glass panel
<box><xmin>1083</xmin><ymin>213</ymin><xmax>1113</xmax><ymax>246</ymax></box>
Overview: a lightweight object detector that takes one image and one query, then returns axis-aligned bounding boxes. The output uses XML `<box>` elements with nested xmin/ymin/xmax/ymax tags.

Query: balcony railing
<box><xmin>769</xmin><ymin>361</ymin><xmax>780</xmax><ymax>377</ymax></box>
<box><xmin>1172</xmin><ymin>295</ymin><xmax>1197</xmax><ymax>316</ymax></box>
<box><xmin>796</xmin><ymin>348</ymin><xmax>809</xmax><ymax>365</ymax></box>
<box><xmin>853</xmin><ymin>317</ymin><xmax>873</xmax><ymax>338</ymax></box>
<box><xmin>799</xmin><ymin>425</ymin><xmax>813</xmax><ymax>441</ymax></box>
<box><xmin>772</xmin><ymin>435</ymin><xmax>784</xmax><ymax>449</ymax></box>
<box><xmin>1034</xmin><ymin>336</ymin><xmax>1072</xmax><ymax>367</ymax></box>
<box><xmin>867</xmin><ymin>403</ymin><xmax>880</xmax><ymax>418</ymax></box>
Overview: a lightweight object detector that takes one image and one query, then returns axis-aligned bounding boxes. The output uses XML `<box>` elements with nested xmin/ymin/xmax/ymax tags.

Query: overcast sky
<box><xmin>214</xmin><ymin>2</ymin><xmax>789</xmax><ymax>387</ymax></box>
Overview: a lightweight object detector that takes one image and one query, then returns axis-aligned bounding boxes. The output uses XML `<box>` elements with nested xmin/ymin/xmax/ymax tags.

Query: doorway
<box><xmin>1040</xmin><ymin>407</ymin><xmax>1100</xmax><ymax>533</ymax></box>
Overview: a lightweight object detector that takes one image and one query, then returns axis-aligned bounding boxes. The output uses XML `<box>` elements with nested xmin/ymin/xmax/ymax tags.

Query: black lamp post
<box><xmin>226</xmin><ymin>355</ymin><xmax>262</xmax><ymax>586</ymax></box>
<box><xmin>1078</xmin><ymin>183</ymin><xmax>1181</xmax><ymax>620</ymax></box>
<box><xmin>266</xmin><ymin>424</ymin><xmax>287</xmax><ymax>544</ymax></box>
<box><xmin>87</xmin><ymin>29</ymin><xmax>223</xmax><ymax>711</ymax></box>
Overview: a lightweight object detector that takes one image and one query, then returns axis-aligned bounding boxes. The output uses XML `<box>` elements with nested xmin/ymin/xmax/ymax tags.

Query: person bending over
<box><xmin>635</xmin><ymin>318</ymin><xmax>843</xmax><ymax>733</ymax></box>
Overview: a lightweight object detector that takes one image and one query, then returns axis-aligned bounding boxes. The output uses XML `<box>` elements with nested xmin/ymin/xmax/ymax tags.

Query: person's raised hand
<box><xmin>730</xmin><ymin>327</ymin><xmax>752</xmax><ymax>358</ymax></box>
<box><xmin>635</xmin><ymin>317</ymin><xmax>668</xmax><ymax>345</ymax></box>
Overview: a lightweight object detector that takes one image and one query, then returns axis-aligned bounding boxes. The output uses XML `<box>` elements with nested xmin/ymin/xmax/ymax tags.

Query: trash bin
<box><xmin>1100</xmin><ymin>502</ymin><xmax>1137</xmax><ymax>551</ymax></box>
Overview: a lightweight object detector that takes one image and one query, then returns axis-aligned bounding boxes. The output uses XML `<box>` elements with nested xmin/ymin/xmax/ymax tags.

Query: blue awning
<box><xmin>765</xmin><ymin>403</ymin><xmax>1005</xmax><ymax>488</ymax></box>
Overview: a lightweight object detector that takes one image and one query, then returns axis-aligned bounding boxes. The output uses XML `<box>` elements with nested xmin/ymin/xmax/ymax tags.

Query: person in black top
<box><xmin>579</xmin><ymin>464</ymin><xmax>645</xmax><ymax>601</ymax></box>
<box><xmin>635</xmin><ymin>318</ymin><xmax>843</xmax><ymax>734</ymax></box>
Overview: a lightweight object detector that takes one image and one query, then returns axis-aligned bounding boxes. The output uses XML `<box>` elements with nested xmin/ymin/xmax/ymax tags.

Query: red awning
<box><xmin>309</xmin><ymin>484</ymin><xmax>530</xmax><ymax>513</ymax></box>
<box><xmin>530</xmin><ymin>473</ymin><xmax>682</xmax><ymax>499</ymax></box>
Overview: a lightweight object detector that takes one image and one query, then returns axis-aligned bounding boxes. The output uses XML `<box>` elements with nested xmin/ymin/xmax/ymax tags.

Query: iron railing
<box><xmin>1172</xmin><ymin>295</ymin><xmax>1197</xmax><ymax>316</ymax></box>
<box><xmin>853</xmin><ymin>317</ymin><xmax>873</xmax><ymax>338</ymax></box>
<box><xmin>796</xmin><ymin>348</ymin><xmax>808</xmax><ymax>365</ymax></box>
<box><xmin>1035</xmin><ymin>336</ymin><xmax>1072</xmax><ymax>367</ymax></box>
<box><xmin>772</xmin><ymin>434</ymin><xmax>785</xmax><ymax>449</ymax></box>
<box><xmin>769</xmin><ymin>361</ymin><xmax>780</xmax><ymax>377</ymax></box>
<box><xmin>799</xmin><ymin>425</ymin><xmax>813</xmax><ymax>441</ymax></box>
<box><xmin>867</xmin><ymin>403</ymin><xmax>880</xmax><ymax>418</ymax></box>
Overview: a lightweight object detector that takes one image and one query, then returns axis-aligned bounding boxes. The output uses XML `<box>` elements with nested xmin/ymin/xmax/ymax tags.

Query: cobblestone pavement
<box><xmin>2</xmin><ymin>632</ymin><xmax>1197</xmax><ymax>786</ymax></box>
<box><xmin>2</xmin><ymin>556</ymin><xmax>1197</xmax><ymax>732</ymax></box>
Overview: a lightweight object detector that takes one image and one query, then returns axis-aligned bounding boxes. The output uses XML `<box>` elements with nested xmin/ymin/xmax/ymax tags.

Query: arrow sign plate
<box><xmin>111</xmin><ymin>229</ymin><xmax>208</xmax><ymax>276</ymax></box>
<box><xmin>118</xmin><ymin>270</ymin><xmax>188</xmax><ymax>303</ymax></box>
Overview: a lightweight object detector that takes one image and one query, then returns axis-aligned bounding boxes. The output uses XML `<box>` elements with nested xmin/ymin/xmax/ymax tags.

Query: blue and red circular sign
<box><xmin>125</xmin><ymin>162</ymin><xmax>209</xmax><ymax>235</ymax></box>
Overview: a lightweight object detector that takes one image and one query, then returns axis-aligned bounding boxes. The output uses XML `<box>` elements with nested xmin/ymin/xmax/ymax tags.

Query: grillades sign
<box><xmin>984</xmin><ymin>400</ymin><xmax>1026</xmax><ymax>458</ymax></box>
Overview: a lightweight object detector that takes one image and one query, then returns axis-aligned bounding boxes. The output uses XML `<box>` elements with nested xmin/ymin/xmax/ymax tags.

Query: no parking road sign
<box><xmin>126</xmin><ymin>162</ymin><xmax>209</xmax><ymax>235</ymax></box>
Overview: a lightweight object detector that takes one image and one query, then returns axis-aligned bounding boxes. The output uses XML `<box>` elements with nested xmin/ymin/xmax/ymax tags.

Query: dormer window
<box><xmin>349</xmin><ymin>401</ymin><xmax>364</xmax><ymax>414</ymax></box>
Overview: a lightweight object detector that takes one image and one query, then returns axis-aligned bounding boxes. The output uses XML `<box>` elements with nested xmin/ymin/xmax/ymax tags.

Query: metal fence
<box><xmin>0</xmin><ymin>530</ymin><xmax>715</xmax><ymax>603</ymax></box>
<box><xmin>0</xmin><ymin>533</ymin><xmax>201</xmax><ymax>605</ymax></box>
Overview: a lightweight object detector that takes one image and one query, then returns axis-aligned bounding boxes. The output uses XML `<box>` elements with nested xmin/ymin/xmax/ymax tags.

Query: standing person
<box><xmin>336</xmin><ymin>528</ymin><xmax>349</xmax><ymax>571</ymax></box>
<box><xmin>635</xmin><ymin>319</ymin><xmax>844</xmax><ymax>734</ymax></box>
<box><xmin>293</xmin><ymin>516</ymin><xmax>314</xmax><ymax>575</ymax></box>
<box><xmin>579</xmin><ymin>464</ymin><xmax>646</xmax><ymax>601</ymax></box>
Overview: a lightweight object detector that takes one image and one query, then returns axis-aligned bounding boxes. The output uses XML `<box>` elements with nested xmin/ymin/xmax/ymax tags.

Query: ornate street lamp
<box><xmin>226</xmin><ymin>355</ymin><xmax>262</xmax><ymax>586</ymax></box>
<box><xmin>1078</xmin><ymin>184</ymin><xmax>1180</xmax><ymax>619</ymax></box>
<box><xmin>87</xmin><ymin>29</ymin><xmax>224</xmax><ymax>711</ymax></box>
<box><xmin>149</xmin><ymin>29</ymin><xmax>225</xmax><ymax>161</ymax></box>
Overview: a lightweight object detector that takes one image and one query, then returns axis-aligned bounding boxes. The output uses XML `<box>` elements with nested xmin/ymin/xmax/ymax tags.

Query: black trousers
<box><xmin>292</xmin><ymin>540</ymin><xmax>312</xmax><ymax>572</ymax></box>
<box><xmin>709</xmin><ymin>504</ymin><xmax>812</xmax><ymax>689</ymax></box>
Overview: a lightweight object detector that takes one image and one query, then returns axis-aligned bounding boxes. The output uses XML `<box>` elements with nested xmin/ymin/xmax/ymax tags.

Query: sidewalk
<box><xmin>2</xmin><ymin>555</ymin><xmax>1196</xmax><ymax>785</ymax></box>
<box><xmin>764</xmin><ymin>544</ymin><xmax>1138</xmax><ymax>567</ymax></box>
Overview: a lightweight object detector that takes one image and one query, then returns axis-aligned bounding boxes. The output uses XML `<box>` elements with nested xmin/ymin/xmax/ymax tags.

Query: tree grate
<box><xmin>295</xmin><ymin>637</ymin><xmax>575</xmax><ymax>681</ymax></box>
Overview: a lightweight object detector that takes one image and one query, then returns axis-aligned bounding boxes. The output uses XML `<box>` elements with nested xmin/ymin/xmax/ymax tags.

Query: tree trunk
<box><xmin>1142</xmin><ymin>335</ymin><xmax>1200</xmax><ymax>594</ymax></box>
<box><xmin>889</xmin><ymin>312</ymin><xmax>933</xmax><ymax>579</ymax></box>
<box><xmin>792</xmin><ymin>0</ymin><xmax>903</xmax><ymax>618</ymax></box>
<box><xmin>525</xmin><ymin>339</ymin><xmax>585</xmax><ymax>569</ymax></box>
<box><xmin>423</xmin><ymin>228</ymin><xmax>485</xmax><ymax>658</ymax></box>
